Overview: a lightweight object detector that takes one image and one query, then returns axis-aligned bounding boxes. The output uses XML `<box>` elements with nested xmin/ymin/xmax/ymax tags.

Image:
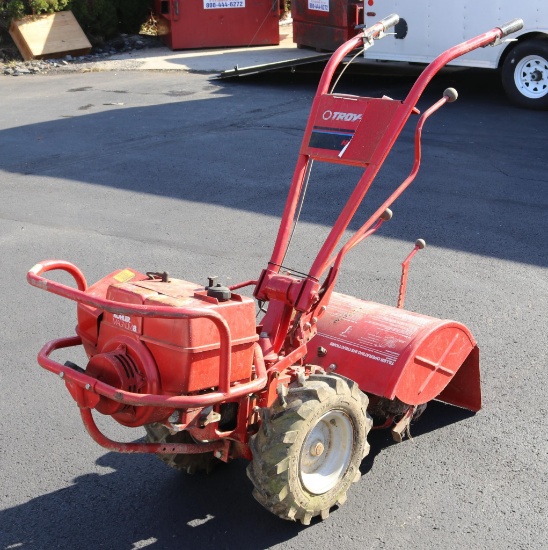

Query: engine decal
<box><xmin>112</xmin><ymin>313</ymin><xmax>138</xmax><ymax>333</ymax></box>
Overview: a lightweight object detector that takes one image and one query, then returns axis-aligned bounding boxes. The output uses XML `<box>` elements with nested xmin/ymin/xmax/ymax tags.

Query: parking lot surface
<box><xmin>0</xmin><ymin>64</ymin><xmax>546</xmax><ymax>549</ymax></box>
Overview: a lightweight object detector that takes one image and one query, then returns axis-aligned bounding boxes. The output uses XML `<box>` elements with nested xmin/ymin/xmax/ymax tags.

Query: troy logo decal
<box><xmin>322</xmin><ymin>110</ymin><xmax>362</xmax><ymax>122</ymax></box>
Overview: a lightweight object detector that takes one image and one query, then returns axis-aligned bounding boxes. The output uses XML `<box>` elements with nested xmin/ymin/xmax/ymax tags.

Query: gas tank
<box><xmin>309</xmin><ymin>292</ymin><xmax>481</xmax><ymax>410</ymax></box>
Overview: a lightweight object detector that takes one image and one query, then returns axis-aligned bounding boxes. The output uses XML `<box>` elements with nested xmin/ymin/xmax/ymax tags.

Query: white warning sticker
<box><xmin>204</xmin><ymin>0</ymin><xmax>245</xmax><ymax>8</ymax></box>
<box><xmin>308</xmin><ymin>0</ymin><xmax>329</xmax><ymax>12</ymax></box>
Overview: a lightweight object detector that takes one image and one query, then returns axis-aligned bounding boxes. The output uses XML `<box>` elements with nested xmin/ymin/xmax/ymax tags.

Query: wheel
<box><xmin>144</xmin><ymin>423</ymin><xmax>221</xmax><ymax>474</ymax></box>
<box><xmin>502</xmin><ymin>39</ymin><xmax>548</xmax><ymax>109</ymax></box>
<box><xmin>247</xmin><ymin>373</ymin><xmax>372</xmax><ymax>525</ymax></box>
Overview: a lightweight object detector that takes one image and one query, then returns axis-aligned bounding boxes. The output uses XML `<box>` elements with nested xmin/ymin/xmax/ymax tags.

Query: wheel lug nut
<box><xmin>310</xmin><ymin>441</ymin><xmax>324</xmax><ymax>456</ymax></box>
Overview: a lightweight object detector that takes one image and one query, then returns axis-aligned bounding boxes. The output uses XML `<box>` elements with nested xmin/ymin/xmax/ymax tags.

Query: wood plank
<box><xmin>9</xmin><ymin>11</ymin><xmax>91</xmax><ymax>61</ymax></box>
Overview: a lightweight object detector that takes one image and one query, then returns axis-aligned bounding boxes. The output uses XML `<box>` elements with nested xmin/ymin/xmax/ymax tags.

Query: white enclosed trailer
<box><xmin>361</xmin><ymin>1</ymin><xmax>548</xmax><ymax>108</ymax></box>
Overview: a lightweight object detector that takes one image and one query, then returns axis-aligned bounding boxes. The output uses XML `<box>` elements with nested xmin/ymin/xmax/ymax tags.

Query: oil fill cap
<box><xmin>206</xmin><ymin>277</ymin><xmax>231</xmax><ymax>302</ymax></box>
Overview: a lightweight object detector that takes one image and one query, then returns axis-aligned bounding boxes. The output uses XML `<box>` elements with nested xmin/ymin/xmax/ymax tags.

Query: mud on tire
<box><xmin>247</xmin><ymin>373</ymin><xmax>372</xmax><ymax>525</ymax></box>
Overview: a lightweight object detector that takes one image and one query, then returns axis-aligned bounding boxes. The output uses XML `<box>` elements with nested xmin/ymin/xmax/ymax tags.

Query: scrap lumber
<box><xmin>9</xmin><ymin>11</ymin><xmax>91</xmax><ymax>61</ymax></box>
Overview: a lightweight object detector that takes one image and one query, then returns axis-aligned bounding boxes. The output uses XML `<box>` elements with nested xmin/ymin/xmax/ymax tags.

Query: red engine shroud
<box><xmin>74</xmin><ymin>268</ymin><xmax>259</xmax><ymax>427</ymax></box>
<box><xmin>78</xmin><ymin>270</ymin><xmax>258</xmax><ymax>393</ymax></box>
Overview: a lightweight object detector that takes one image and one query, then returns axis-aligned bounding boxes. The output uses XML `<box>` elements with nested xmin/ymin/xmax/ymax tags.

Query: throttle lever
<box><xmin>397</xmin><ymin>239</ymin><xmax>426</xmax><ymax>309</ymax></box>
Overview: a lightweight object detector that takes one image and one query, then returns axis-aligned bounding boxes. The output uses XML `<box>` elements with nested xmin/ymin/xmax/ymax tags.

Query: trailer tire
<box><xmin>247</xmin><ymin>373</ymin><xmax>372</xmax><ymax>525</ymax></box>
<box><xmin>144</xmin><ymin>423</ymin><xmax>221</xmax><ymax>474</ymax></box>
<box><xmin>502</xmin><ymin>39</ymin><xmax>548</xmax><ymax>109</ymax></box>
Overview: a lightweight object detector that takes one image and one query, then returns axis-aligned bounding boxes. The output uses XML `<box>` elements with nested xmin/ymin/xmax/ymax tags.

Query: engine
<box><xmin>75</xmin><ymin>268</ymin><xmax>258</xmax><ymax>427</ymax></box>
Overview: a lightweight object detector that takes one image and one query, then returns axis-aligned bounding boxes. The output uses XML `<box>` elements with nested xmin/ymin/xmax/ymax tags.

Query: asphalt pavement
<box><xmin>0</xmin><ymin>45</ymin><xmax>547</xmax><ymax>550</ymax></box>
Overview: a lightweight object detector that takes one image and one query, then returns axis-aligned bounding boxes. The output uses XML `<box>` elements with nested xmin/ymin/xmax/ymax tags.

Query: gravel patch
<box><xmin>1</xmin><ymin>33</ymin><xmax>162</xmax><ymax>76</ymax></box>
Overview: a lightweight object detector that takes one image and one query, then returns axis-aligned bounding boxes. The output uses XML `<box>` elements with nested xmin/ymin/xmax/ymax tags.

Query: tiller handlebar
<box><xmin>254</xmin><ymin>17</ymin><xmax>523</xmax><ymax>355</ymax></box>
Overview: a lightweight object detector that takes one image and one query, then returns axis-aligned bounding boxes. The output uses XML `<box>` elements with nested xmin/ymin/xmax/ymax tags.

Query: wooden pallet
<box><xmin>9</xmin><ymin>11</ymin><xmax>91</xmax><ymax>61</ymax></box>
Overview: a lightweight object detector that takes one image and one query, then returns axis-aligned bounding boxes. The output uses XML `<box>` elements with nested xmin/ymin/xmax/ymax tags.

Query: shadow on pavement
<box><xmin>0</xmin><ymin>399</ymin><xmax>473</xmax><ymax>550</ymax></box>
<box><xmin>1</xmin><ymin>68</ymin><xmax>546</xmax><ymax>268</ymax></box>
<box><xmin>361</xmin><ymin>400</ymin><xmax>476</xmax><ymax>475</ymax></box>
<box><xmin>0</xmin><ymin>450</ymin><xmax>304</xmax><ymax>550</ymax></box>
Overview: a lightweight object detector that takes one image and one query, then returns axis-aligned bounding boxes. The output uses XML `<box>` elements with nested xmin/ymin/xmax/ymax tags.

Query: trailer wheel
<box><xmin>247</xmin><ymin>374</ymin><xmax>372</xmax><ymax>525</ymax></box>
<box><xmin>144</xmin><ymin>423</ymin><xmax>221</xmax><ymax>474</ymax></box>
<box><xmin>502</xmin><ymin>39</ymin><xmax>548</xmax><ymax>109</ymax></box>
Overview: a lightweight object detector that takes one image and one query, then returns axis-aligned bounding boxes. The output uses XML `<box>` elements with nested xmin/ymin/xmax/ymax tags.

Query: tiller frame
<box><xmin>28</xmin><ymin>14</ymin><xmax>522</xmax><ymax>497</ymax></box>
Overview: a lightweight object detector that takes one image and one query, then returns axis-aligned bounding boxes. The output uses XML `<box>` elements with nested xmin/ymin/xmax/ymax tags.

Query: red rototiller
<box><xmin>28</xmin><ymin>15</ymin><xmax>522</xmax><ymax>524</ymax></box>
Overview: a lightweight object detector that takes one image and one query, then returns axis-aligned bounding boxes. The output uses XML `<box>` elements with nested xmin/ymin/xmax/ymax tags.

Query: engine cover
<box><xmin>75</xmin><ymin>269</ymin><xmax>258</xmax><ymax>424</ymax></box>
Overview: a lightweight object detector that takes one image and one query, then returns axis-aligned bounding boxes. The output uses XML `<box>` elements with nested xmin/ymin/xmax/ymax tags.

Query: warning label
<box><xmin>113</xmin><ymin>269</ymin><xmax>135</xmax><ymax>283</ymax></box>
<box><xmin>328</xmin><ymin>340</ymin><xmax>397</xmax><ymax>366</ymax></box>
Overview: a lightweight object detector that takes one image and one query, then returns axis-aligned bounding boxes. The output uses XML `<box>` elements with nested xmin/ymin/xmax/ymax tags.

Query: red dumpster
<box><xmin>155</xmin><ymin>0</ymin><xmax>280</xmax><ymax>50</ymax></box>
<box><xmin>292</xmin><ymin>0</ymin><xmax>363</xmax><ymax>51</ymax></box>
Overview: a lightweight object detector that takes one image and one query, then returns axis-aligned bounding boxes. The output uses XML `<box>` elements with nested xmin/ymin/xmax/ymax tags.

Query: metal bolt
<box><xmin>59</xmin><ymin>372</ymin><xmax>65</xmax><ymax>379</ymax></box>
<box><xmin>317</xmin><ymin>346</ymin><xmax>328</xmax><ymax>357</ymax></box>
<box><xmin>311</xmin><ymin>317</ymin><xmax>318</xmax><ymax>324</ymax></box>
<box><xmin>328</xmin><ymin>363</ymin><xmax>337</xmax><ymax>371</ymax></box>
<box><xmin>85</xmin><ymin>384</ymin><xmax>91</xmax><ymax>391</ymax></box>
<box><xmin>214</xmin><ymin>450</ymin><xmax>223</xmax><ymax>459</ymax></box>
<box><xmin>303</xmin><ymin>322</ymin><xmax>312</xmax><ymax>330</ymax></box>
<box><xmin>310</xmin><ymin>440</ymin><xmax>324</xmax><ymax>457</ymax></box>
<box><xmin>320</xmin><ymin>306</ymin><xmax>327</xmax><ymax>313</ymax></box>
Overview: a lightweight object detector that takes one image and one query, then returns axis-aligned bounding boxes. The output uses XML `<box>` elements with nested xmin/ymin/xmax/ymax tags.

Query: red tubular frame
<box><xmin>309</xmin><ymin>28</ymin><xmax>510</xmax><ymax>278</ymax></box>
<box><xmin>254</xmin><ymin>23</ymin><xmax>512</xmax><ymax>358</ymax></box>
<box><xmin>38</xmin><ymin>336</ymin><xmax>267</xmax><ymax>408</ymax></box>
<box><xmin>79</xmin><ymin>408</ymin><xmax>225</xmax><ymax>454</ymax></box>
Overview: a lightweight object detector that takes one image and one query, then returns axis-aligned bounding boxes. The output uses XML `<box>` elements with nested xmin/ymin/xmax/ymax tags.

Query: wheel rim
<box><xmin>299</xmin><ymin>410</ymin><xmax>354</xmax><ymax>495</ymax></box>
<box><xmin>514</xmin><ymin>54</ymin><xmax>548</xmax><ymax>99</ymax></box>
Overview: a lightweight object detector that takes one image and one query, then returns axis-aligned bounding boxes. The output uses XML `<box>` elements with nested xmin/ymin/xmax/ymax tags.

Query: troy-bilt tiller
<box><xmin>28</xmin><ymin>16</ymin><xmax>522</xmax><ymax>524</ymax></box>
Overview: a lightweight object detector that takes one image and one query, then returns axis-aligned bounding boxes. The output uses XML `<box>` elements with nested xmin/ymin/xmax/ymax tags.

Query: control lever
<box><xmin>397</xmin><ymin>239</ymin><xmax>426</xmax><ymax>309</ymax></box>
